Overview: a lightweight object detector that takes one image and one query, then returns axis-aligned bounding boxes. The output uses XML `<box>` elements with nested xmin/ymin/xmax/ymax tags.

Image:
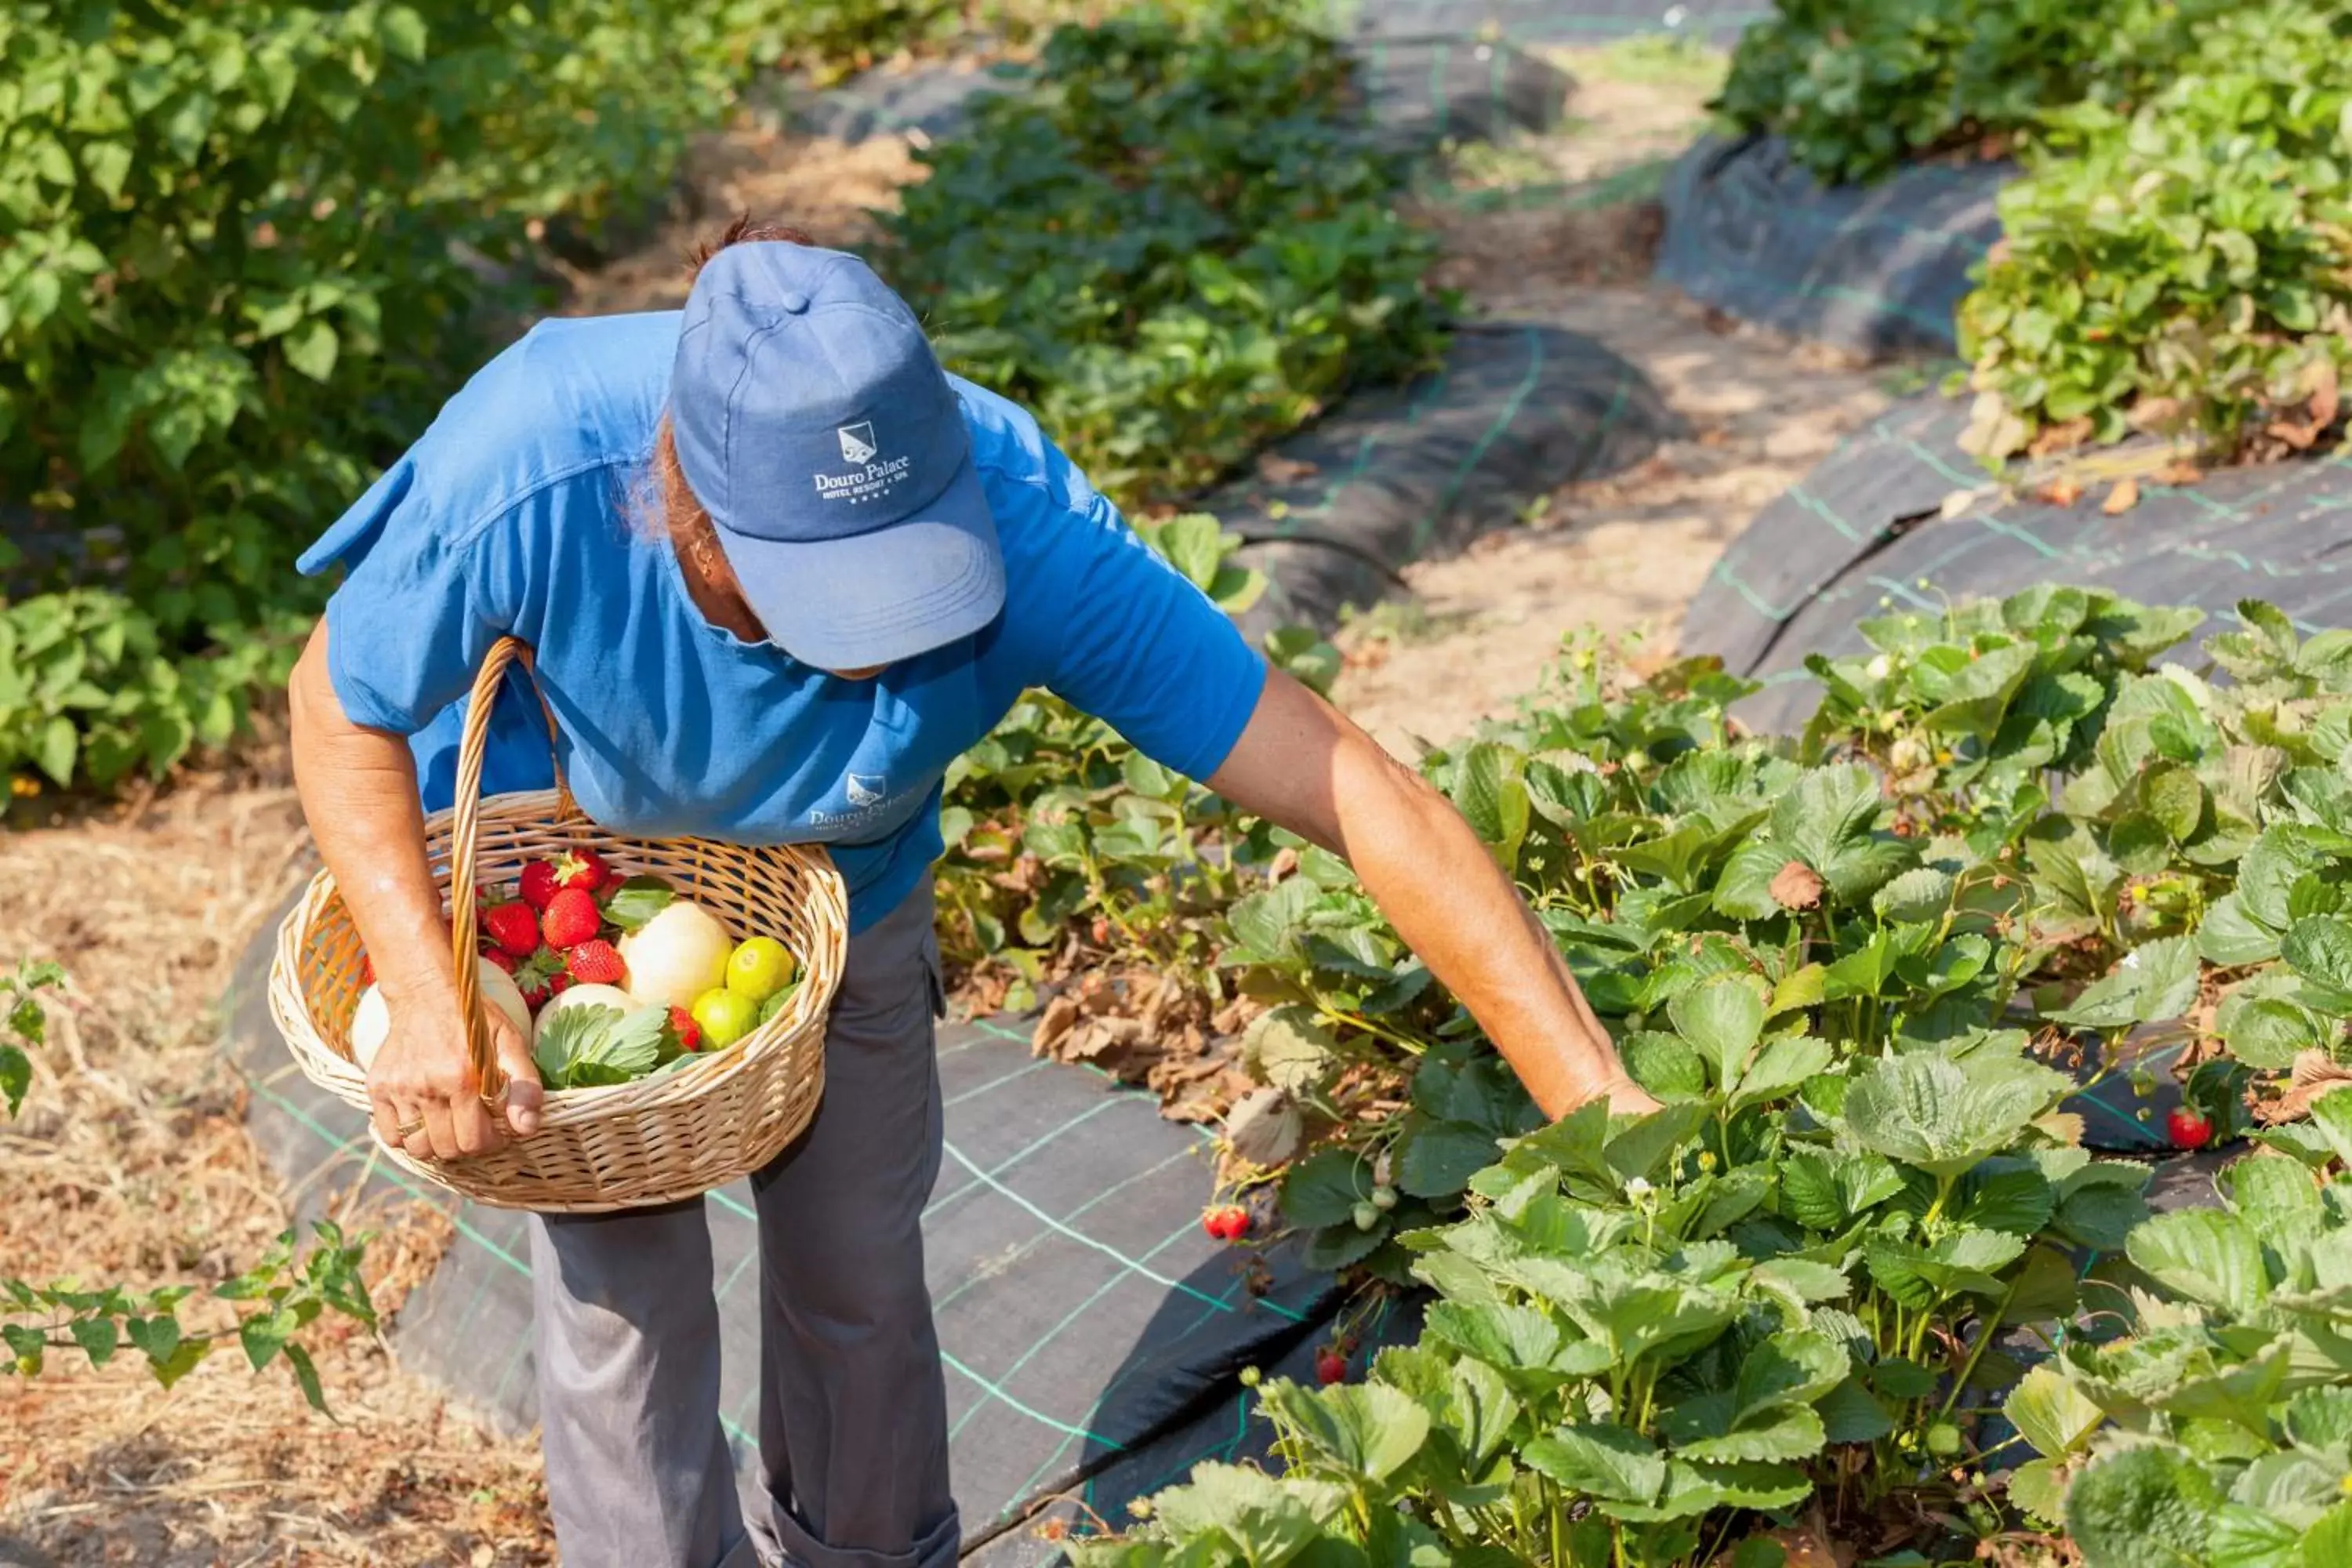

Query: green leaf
<box><xmin>601</xmin><ymin>875</ymin><xmax>674</xmax><ymax>932</ymax></box>
<box><xmin>0</xmin><ymin>1044</ymin><xmax>28</xmax><ymax>1119</ymax></box>
<box><xmin>2143</xmin><ymin>763</ymin><xmax>2205</xmax><ymax>842</ymax></box>
<box><xmin>1712</xmin><ymin>840</ymin><xmax>1788</xmax><ymax>920</ymax></box>
<box><xmin>1522</xmin><ymin>1422</ymin><xmax>1663</xmax><ymax>1506</ymax></box>
<box><xmin>68</xmin><ymin>1315</ymin><xmax>118</xmax><ymax>1367</ymax></box>
<box><xmin>282</xmin><ymin>319</ymin><xmax>340</xmax><ymax>383</ymax></box>
<box><xmin>1816</xmin><ymin>1376</ymin><xmax>1894</xmax><ymax>1443</ymax></box>
<box><xmin>282</xmin><ymin>1341</ymin><xmax>328</xmax><ymax>1414</ymax></box>
<box><xmin>1841</xmin><ymin>1053</ymin><xmax>2071</xmax><ymax>1179</ymax></box>
<box><xmin>2065</xmin><ymin>1445</ymin><xmax>2216</xmax><ymax>1568</ymax></box>
<box><xmin>1667</xmin><ymin>973</ymin><xmax>1766</xmax><ymax>1091</ymax></box>
<box><xmin>2049</xmin><ymin>936</ymin><xmax>2201</xmax><ymax>1030</ymax></box>
<box><xmin>532</xmin><ymin>1003</ymin><xmax>664</xmax><ymax>1090</ymax></box>
<box><xmin>34</xmin><ymin>716</ymin><xmax>77</xmax><ymax>786</ymax></box>
<box><xmin>1667</xmin><ymin>1403</ymin><xmax>1826</xmax><ymax>1465</ymax></box>
<box><xmin>239</xmin><ymin>1305</ymin><xmax>298</xmax><ymax>1371</ymax></box>
<box><xmin>1394</xmin><ymin>1120</ymin><xmax>1499</xmax><ymax>1201</ymax></box>
<box><xmin>1729</xmin><ymin>1033</ymin><xmax>1833</xmax><ymax>1112</ymax></box>
<box><xmin>1258</xmin><ymin>1381</ymin><xmax>1429</xmax><ymax>1483</ymax></box>
<box><xmin>2284</xmin><ymin>915</ymin><xmax>2352</xmax><ymax>1004</ymax></box>
<box><xmin>1780</xmin><ymin>1149</ymin><xmax>1904</xmax><ymax>1232</ymax></box>
<box><xmin>1151</xmin><ymin>1462</ymin><xmax>1331</xmax><ymax>1562</ymax></box>
<box><xmin>1873</xmin><ymin>866</ymin><xmax>1956</xmax><ymax>924</ymax></box>
<box><xmin>2005</xmin><ymin>1367</ymin><xmax>2107</xmax><ymax>1458</ymax></box>
<box><xmin>1423</xmin><ymin>1300</ymin><xmax>1565</xmax><ymax>1377</ymax></box>
<box><xmin>2126</xmin><ymin>1210</ymin><xmax>2269</xmax><ymax>1318</ymax></box>
<box><xmin>1281</xmin><ymin>1149</ymin><xmax>1374</xmax><ymax>1230</ymax></box>
<box><xmin>1453</xmin><ymin>742</ymin><xmax>1530</xmax><ymax>873</ymax></box>
<box><xmin>1621</xmin><ymin>1030</ymin><xmax>1706</xmax><ymax>1102</ymax></box>
<box><xmin>380</xmin><ymin>5</ymin><xmax>430</xmax><ymax>61</ymax></box>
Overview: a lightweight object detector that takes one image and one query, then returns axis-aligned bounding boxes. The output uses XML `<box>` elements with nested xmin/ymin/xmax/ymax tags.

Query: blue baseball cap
<box><xmin>669</xmin><ymin>242</ymin><xmax>1004</xmax><ymax>669</ymax></box>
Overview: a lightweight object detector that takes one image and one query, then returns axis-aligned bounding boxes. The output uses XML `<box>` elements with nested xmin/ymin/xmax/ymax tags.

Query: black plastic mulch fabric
<box><xmin>1654</xmin><ymin>132</ymin><xmax>2011</xmax><ymax>358</ymax></box>
<box><xmin>967</xmin><ymin>1295</ymin><xmax>1430</xmax><ymax>1566</ymax></box>
<box><xmin>789</xmin><ymin>33</ymin><xmax>1570</xmax><ymax>151</ymax></box>
<box><xmin>220</xmin><ymin>919</ymin><xmax>1339</xmax><ymax>1544</ymax></box>
<box><xmin>1676</xmin><ymin>393</ymin><xmax>2352</xmax><ymax>735</ymax></box>
<box><xmin>1223</xmin><ymin>321</ymin><xmax>1686</xmax><ymax>641</ymax></box>
<box><xmin>1330</xmin><ymin>0</ymin><xmax>1770</xmax><ymax>47</ymax></box>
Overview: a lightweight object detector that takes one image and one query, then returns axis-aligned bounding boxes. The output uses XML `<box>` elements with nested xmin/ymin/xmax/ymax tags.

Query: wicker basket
<box><xmin>269</xmin><ymin>637</ymin><xmax>848</xmax><ymax>1212</ymax></box>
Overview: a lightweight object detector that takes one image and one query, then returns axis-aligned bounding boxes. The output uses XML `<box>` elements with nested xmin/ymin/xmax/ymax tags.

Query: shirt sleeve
<box><xmin>300</xmin><ymin>457</ymin><xmax>526</xmax><ymax>736</ymax></box>
<box><xmin>1025</xmin><ymin>491</ymin><xmax>1269</xmax><ymax>782</ymax></box>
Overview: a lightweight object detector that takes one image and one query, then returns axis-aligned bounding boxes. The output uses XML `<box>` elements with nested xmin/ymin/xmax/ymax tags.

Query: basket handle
<box><xmin>448</xmin><ymin>635</ymin><xmax>574</xmax><ymax>1104</ymax></box>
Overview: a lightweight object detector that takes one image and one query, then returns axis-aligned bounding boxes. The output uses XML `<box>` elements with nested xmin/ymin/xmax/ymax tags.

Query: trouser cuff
<box><xmin>753</xmin><ymin>1503</ymin><xmax>960</xmax><ymax>1568</ymax></box>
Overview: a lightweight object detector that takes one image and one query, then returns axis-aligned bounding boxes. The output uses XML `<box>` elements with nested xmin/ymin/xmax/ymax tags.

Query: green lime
<box><xmin>691</xmin><ymin>987</ymin><xmax>760</xmax><ymax>1050</ymax></box>
<box><xmin>726</xmin><ymin>937</ymin><xmax>797</xmax><ymax>1002</ymax></box>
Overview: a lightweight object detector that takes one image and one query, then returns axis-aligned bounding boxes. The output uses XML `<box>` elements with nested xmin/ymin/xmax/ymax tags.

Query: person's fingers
<box><xmin>369</xmin><ymin>1091</ymin><xmax>409</xmax><ymax>1149</ymax></box>
<box><xmin>493</xmin><ymin>1021</ymin><xmax>546</xmax><ymax>1138</ymax></box>
<box><xmin>397</xmin><ymin>1102</ymin><xmax>437</xmax><ymax>1162</ymax></box>
<box><xmin>416</xmin><ymin>1098</ymin><xmax>465</xmax><ymax>1163</ymax></box>
<box><xmin>449</xmin><ymin>1093</ymin><xmax>503</xmax><ymax>1158</ymax></box>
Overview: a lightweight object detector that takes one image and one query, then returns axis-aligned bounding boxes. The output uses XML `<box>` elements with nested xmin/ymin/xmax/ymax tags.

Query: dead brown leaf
<box><xmin>2100</xmin><ymin>477</ymin><xmax>2140</xmax><ymax>516</ymax></box>
<box><xmin>2037</xmin><ymin>477</ymin><xmax>2086</xmax><ymax>508</ymax></box>
<box><xmin>1254</xmin><ymin>452</ymin><xmax>1320</xmax><ymax>485</ymax></box>
<box><xmin>2027</xmin><ymin>416</ymin><xmax>2095</xmax><ymax>457</ymax></box>
<box><xmin>1769</xmin><ymin>860</ymin><xmax>1826</xmax><ymax>911</ymax></box>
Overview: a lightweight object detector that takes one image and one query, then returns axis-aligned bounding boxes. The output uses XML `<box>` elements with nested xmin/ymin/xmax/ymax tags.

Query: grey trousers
<box><xmin>528</xmin><ymin>882</ymin><xmax>958</xmax><ymax>1568</ymax></box>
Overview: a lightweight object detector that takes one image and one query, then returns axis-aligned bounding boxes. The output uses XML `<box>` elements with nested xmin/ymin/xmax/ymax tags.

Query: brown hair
<box><xmin>637</xmin><ymin>216</ymin><xmax>817</xmax><ymax>605</ymax></box>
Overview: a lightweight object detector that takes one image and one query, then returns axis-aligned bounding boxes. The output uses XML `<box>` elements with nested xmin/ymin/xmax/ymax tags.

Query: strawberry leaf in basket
<box><xmin>602</xmin><ymin>875</ymin><xmax>675</xmax><ymax>933</ymax></box>
<box><xmin>533</xmin><ymin>1004</ymin><xmax>665</xmax><ymax>1090</ymax></box>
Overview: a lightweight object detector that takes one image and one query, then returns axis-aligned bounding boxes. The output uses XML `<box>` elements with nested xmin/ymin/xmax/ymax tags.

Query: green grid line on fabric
<box><xmin>728</xmin><ymin>1140</ymin><xmax>1207</xmax><ymax>1437</ymax></box>
<box><xmin>937</xmin><ymin>1139</ymin><xmax>1305</xmax><ymax>1326</ymax></box>
<box><xmin>949</xmin><ymin>1211</ymin><xmax>1203</xmax><ymax>1451</ymax></box>
<box><xmin>1005</xmin><ymin>1269</ymin><xmax>1272</xmax><ymax>1521</ymax></box>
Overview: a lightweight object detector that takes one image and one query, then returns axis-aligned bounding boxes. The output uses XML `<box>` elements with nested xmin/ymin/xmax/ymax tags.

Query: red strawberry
<box><xmin>518</xmin><ymin>860</ymin><xmax>562</xmax><ymax>911</ymax></box>
<box><xmin>1315</xmin><ymin>1349</ymin><xmax>1348</xmax><ymax>1386</ymax></box>
<box><xmin>2167</xmin><ymin>1106</ymin><xmax>2214</xmax><ymax>1150</ymax></box>
<box><xmin>554</xmin><ymin>848</ymin><xmax>612</xmax><ymax>894</ymax></box>
<box><xmin>567</xmin><ymin>939</ymin><xmax>626</xmax><ymax>985</ymax></box>
<box><xmin>541</xmin><ymin>887</ymin><xmax>602</xmax><ymax>949</ymax></box>
<box><xmin>481</xmin><ymin>946</ymin><xmax>519</xmax><ymax>975</ymax></box>
<box><xmin>549</xmin><ymin>973</ymin><xmax>573</xmax><ymax>997</ymax></box>
<box><xmin>481</xmin><ymin>900</ymin><xmax>542</xmax><ymax>958</ymax></box>
<box><xmin>669</xmin><ymin>1007</ymin><xmax>702</xmax><ymax>1053</ymax></box>
<box><xmin>511</xmin><ymin>946</ymin><xmax>564</xmax><ymax>1011</ymax></box>
<box><xmin>1201</xmin><ymin>1206</ymin><xmax>1249</xmax><ymax>1243</ymax></box>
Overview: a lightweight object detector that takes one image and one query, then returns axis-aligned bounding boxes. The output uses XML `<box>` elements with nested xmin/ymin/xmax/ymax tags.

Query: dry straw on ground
<box><xmin>0</xmin><ymin>731</ymin><xmax>555</xmax><ymax>1568</ymax></box>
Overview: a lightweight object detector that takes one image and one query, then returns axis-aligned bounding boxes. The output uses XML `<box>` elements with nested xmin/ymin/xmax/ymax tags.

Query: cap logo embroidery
<box><xmin>837</xmin><ymin>422</ymin><xmax>878</xmax><ymax>464</ymax></box>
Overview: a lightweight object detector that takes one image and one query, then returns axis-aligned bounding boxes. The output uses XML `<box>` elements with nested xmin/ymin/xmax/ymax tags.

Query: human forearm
<box><xmin>1316</xmin><ymin>739</ymin><xmax>1632</xmax><ymax>1117</ymax></box>
<box><xmin>288</xmin><ymin>624</ymin><xmax>457</xmax><ymax>1010</ymax></box>
<box><xmin>1207</xmin><ymin>671</ymin><xmax>1649</xmax><ymax>1119</ymax></box>
<box><xmin>288</xmin><ymin>622</ymin><xmax>540</xmax><ymax>1156</ymax></box>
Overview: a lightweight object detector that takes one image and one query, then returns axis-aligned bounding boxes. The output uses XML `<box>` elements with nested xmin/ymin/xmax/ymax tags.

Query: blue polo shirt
<box><xmin>299</xmin><ymin>311</ymin><xmax>1267</xmax><ymax>932</ymax></box>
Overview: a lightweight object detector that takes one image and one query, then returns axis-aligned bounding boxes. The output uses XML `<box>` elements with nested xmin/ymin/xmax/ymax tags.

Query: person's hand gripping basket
<box><xmin>269</xmin><ymin>637</ymin><xmax>848</xmax><ymax>1211</ymax></box>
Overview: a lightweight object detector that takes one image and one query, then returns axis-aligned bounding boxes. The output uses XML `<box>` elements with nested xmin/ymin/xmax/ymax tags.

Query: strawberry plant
<box><xmin>1</xmin><ymin>960</ymin><xmax>375</xmax><ymax>1407</ymax></box>
<box><xmin>1080</xmin><ymin>1035</ymin><xmax>2160</xmax><ymax>1564</ymax></box>
<box><xmin>875</xmin><ymin>1</ymin><xmax>1452</xmax><ymax>506</ymax></box>
<box><xmin>1715</xmin><ymin>0</ymin><xmax>2230</xmax><ymax>187</ymax></box>
<box><xmin>1957</xmin><ymin>2</ymin><xmax>2352</xmax><ymax>463</ymax></box>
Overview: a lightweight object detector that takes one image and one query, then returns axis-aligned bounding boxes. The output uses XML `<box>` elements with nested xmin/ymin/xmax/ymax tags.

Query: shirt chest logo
<box><xmin>845</xmin><ymin>772</ymin><xmax>886</xmax><ymax>807</ymax></box>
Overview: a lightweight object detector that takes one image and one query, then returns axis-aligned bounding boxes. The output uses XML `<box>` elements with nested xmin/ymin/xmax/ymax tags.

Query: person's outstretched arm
<box><xmin>289</xmin><ymin>620</ymin><xmax>544</xmax><ymax>1161</ymax></box>
<box><xmin>1207</xmin><ymin>669</ymin><xmax>1657</xmax><ymax>1120</ymax></box>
